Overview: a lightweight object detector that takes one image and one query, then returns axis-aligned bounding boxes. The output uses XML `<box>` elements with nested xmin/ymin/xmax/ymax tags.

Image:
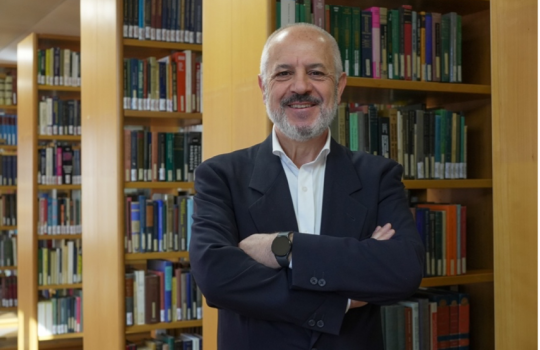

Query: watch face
<box><xmin>271</xmin><ymin>236</ymin><xmax>290</xmax><ymax>256</ymax></box>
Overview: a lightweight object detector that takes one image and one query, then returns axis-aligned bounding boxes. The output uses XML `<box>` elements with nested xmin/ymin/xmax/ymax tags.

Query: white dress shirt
<box><xmin>271</xmin><ymin>125</ymin><xmax>331</xmax><ymax>236</ymax></box>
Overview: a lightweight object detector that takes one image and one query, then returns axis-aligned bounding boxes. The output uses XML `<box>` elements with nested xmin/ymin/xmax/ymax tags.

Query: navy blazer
<box><xmin>189</xmin><ymin>134</ymin><xmax>424</xmax><ymax>350</ymax></box>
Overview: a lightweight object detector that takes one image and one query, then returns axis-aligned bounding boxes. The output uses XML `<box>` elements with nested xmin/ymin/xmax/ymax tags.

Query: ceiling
<box><xmin>0</xmin><ymin>0</ymin><xmax>80</xmax><ymax>64</ymax></box>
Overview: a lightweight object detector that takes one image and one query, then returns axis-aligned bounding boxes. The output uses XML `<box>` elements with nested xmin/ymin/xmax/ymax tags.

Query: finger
<box><xmin>371</xmin><ymin>223</ymin><xmax>392</xmax><ymax>239</ymax></box>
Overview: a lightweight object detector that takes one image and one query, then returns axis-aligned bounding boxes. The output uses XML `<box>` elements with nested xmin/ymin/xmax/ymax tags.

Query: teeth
<box><xmin>290</xmin><ymin>104</ymin><xmax>310</xmax><ymax>109</ymax></box>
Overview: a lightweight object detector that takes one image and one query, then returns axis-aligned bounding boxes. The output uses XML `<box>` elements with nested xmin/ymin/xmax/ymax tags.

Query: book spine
<box><xmin>361</xmin><ymin>11</ymin><xmax>372</xmax><ymax>78</ymax></box>
<box><xmin>368</xmin><ymin>7</ymin><xmax>380</xmax><ymax>79</ymax></box>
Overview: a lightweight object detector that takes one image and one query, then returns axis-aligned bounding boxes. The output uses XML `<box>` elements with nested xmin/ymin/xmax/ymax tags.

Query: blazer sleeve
<box><xmin>189</xmin><ymin>159</ymin><xmax>349</xmax><ymax>335</ymax></box>
<box><xmin>290</xmin><ymin>161</ymin><xmax>425</xmax><ymax>304</ymax></box>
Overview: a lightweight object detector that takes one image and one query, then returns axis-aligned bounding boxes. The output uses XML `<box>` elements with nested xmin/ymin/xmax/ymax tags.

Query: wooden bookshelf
<box><xmin>0</xmin><ymin>186</ymin><xmax>16</xmax><ymax>191</ymax></box>
<box><xmin>124</xmin><ymin>110</ymin><xmax>203</xmax><ymax>120</ymax></box>
<box><xmin>403</xmin><ymin>179</ymin><xmax>493</xmax><ymax>189</ymax></box>
<box><xmin>125</xmin><ymin>251</ymin><xmax>190</xmax><ymax>261</ymax></box>
<box><xmin>0</xmin><ymin>146</ymin><xmax>17</xmax><ymax>151</ymax></box>
<box><xmin>123</xmin><ymin>38</ymin><xmax>202</xmax><ymax>52</ymax></box>
<box><xmin>0</xmin><ymin>106</ymin><xmax>16</xmax><ymax>111</ymax></box>
<box><xmin>420</xmin><ymin>269</ymin><xmax>494</xmax><ymax>287</ymax></box>
<box><xmin>0</xmin><ymin>226</ymin><xmax>16</xmax><ymax>231</ymax></box>
<box><xmin>126</xmin><ymin>320</ymin><xmax>203</xmax><ymax>334</ymax></box>
<box><xmin>124</xmin><ymin>182</ymin><xmax>194</xmax><ymax>190</ymax></box>
<box><xmin>0</xmin><ymin>266</ymin><xmax>16</xmax><ymax>271</ymax></box>
<box><xmin>37</xmin><ymin>234</ymin><xmax>82</xmax><ymax>241</ymax></box>
<box><xmin>18</xmin><ymin>33</ymin><xmax>83</xmax><ymax>349</ymax></box>
<box><xmin>37</xmin><ymin>283</ymin><xmax>83</xmax><ymax>291</ymax></box>
<box><xmin>38</xmin><ymin>333</ymin><xmax>83</xmax><ymax>341</ymax></box>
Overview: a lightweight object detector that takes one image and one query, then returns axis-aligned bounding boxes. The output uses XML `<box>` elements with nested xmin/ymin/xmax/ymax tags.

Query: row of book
<box><xmin>125</xmin><ymin>261</ymin><xmax>202</xmax><ymax>325</ymax></box>
<box><xmin>123</xmin><ymin>0</ymin><xmax>203</xmax><ymax>44</ymax></box>
<box><xmin>126</xmin><ymin>333</ymin><xmax>202</xmax><ymax>350</ymax></box>
<box><xmin>279</xmin><ymin>1</ymin><xmax>462</xmax><ymax>82</ymax></box>
<box><xmin>123</xmin><ymin>52</ymin><xmax>202</xmax><ymax>113</ymax></box>
<box><xmin>38</xmin><ymin>239</ymin><xmax>82</xmax><ymax>286</ymax></box>
<box><xmin>0</xmin><ymin>155</ymin><xmax>17</xmax><ymax>186</ymax></box>
<box><xmin>0</xmin><ymin>74</ymin><xmax>15</xmax><ymax>105</ymax></box>
<box><xmin>332</xmin><ymin>103</ymin><xmax>467</xmax><ymax>180</ymax></box>
<box><xmin>38</xmin><ymin>97</ymin><xmax>82</xmax><ymax>136</ymax></box>
<box><xmin>412</xmin><ymin>204</ymin><xmax>467</xmax><ymax>277</ymax></box>
<box><xmin>37</xmin><ymin>48</ymin><xmax>81</xmax><ymax>87</ymax></box>
<box><xmin>38</xmin><ymin>190</ymin><xmax>82</xmax><ymax>235</ymax></box>
<box><xmin>38</xmin><ymin>143</ymin><xmax>82</xmax><ymax>185</ymax></box>
<box><xmin>0</xmin><ymin>114</ymin><xmax>17</xmax><ymax>145</ymax></box>
<box><xmin>381</xmin><ymin>288</ymin><xmax>469</xmax><ymax>350</ymax></box>
<box><xmin>0</xmin><ymin>231</ymin><xmax>16</xmax><ymax>267</ymax></box>
<box><xmin>0</xmin><ymin>274</ymin><xmax>17</xmax><ymax>308</ymax></box>
<box><xmin>124</xmin><ymin>127</ymin><xmax>202</xmax><ymax>183</ymax></box>
<box><xmin>0</xmin><ymin>194</ymin><xmax>16</xmax><ymax>227</ymax></box>
<box><xmin>37</xmin><ymin>289</ymin><xmax>83</xmax><ymax>336</ymax></box>
<box><xmin>125</xmin><ymin>191</ymin><xmax>194</xmax><ymax>253</ymax></box>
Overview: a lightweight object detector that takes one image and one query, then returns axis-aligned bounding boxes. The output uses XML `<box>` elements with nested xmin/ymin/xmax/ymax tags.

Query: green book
<box><xmin>441</xmin><ymin>13</ymin><xmax>451</xmax><ymax>82</ymax></box>
<box><xmin>166</xmin><ymin>132</ymin><xmax>174</xmax><ymax>181</ymax></box>
<box><xmin>305</xmin><ymin>0</ymin><xmax>312</xmax><ymax>24</ymax></box>
<box><xmin>456</xmin><ymin>14</ymin><xmax>462</xmax><ymax>83</ymax></box>
<box><xmin>342</xmin><ymin>6</ymin><xmax>353</xmax><ymax>76</ymax></box>
<box><xmin>349</xmin><ymin>112</ymin><xmax>358</xmax><ymax>151</ymax></box>
<box><xmin>329</xmin><ymin>5</ymin><xmax>343</xmax><ymax>69</ymax></box>
<box><xmin>276</xmin><ymin>1</ymin><xmax>281</xmax><ymax>28</ymax></box>
<box><xmin>390</xmin><ymin>9</ymin><xmax>400</xmax><ymax>79</ymax></box>
<box><xmin>352</xmin><ymin>7</ymin><xmax>361</xmax><ymax>77</ymax></box>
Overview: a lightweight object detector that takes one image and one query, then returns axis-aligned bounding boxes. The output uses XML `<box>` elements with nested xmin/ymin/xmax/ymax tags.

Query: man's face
<box><xmin>259</xmin><ymin>28</ymin><xmax>347</xmax><ymax>142</ymax></box>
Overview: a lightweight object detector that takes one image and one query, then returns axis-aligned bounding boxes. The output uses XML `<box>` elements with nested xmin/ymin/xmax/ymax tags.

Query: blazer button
<box><xmin>318</xmin><ymin>279</ymin><xmax>326</xmax><ymax>287</ymax></box>
<box><xmin>308</xmin><ymin>319</ymin><xmax>316</xmax><ymax>327</ymax></box>
<box><xmin>317</xmin><ymin>320</ymin><xmax>324</xmax><ymax>328</ymax></box>
<box><xmin>310</xmin><ymin>277</ymin><xmax>318</xmax><ymax>285</ymax></box>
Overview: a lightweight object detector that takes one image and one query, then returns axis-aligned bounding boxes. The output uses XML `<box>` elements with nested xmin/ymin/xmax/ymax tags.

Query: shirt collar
<box><xmin>271</xmin><ymin>125</ymin><xmax>332</xmax><ymax>164</ymax></box>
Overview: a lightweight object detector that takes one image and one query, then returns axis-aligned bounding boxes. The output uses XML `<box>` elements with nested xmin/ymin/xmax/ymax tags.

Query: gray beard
<box><xmin>265</xmin><ymin>90</ymin><xmax>338</xmax><ymax>142</ymax></box>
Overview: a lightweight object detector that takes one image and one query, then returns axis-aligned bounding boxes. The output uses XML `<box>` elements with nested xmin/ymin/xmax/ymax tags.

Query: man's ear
<box><xmin>258</xmin><ymin>75</ymin><xmax>266</xmax><ymax>102</ymax></box>
<box><xmin>336</xmin><ymin>72</ymin><xmax>348</xmax><ymax>104</ymax></box>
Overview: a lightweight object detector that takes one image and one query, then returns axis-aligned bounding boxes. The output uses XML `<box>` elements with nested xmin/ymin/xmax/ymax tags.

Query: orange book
<box><xmin>417</xmin><ymin>203</ymin><xmax>458</xmax><ymax>276</ymax></box>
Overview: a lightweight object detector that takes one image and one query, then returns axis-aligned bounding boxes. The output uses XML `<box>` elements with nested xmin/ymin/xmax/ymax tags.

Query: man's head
<box><xmin>258</xmin><ymin>23</ymin><xmax>347</xmax><ymax>142</ymax></box>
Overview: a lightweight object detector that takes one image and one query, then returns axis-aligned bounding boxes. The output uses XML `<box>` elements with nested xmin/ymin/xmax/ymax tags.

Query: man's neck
<box><xmin>275</xmin><ymin>128</ymin><xmax>328</xmax><ymax>168</ymax></box>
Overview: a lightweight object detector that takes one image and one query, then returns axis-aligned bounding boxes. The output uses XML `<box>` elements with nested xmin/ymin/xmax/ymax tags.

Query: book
<box><xmin>147</xmin><ymin>259</ymin><xmax>173</xmax><ymax>322</ymax></box>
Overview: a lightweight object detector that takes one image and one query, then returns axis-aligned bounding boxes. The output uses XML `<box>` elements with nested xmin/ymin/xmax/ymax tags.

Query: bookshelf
<box><xmin>17</xmin><ymin>33</ymin><xmax>83</xmax><ymax>349</ymax></box>
<box><xmin>0</xmin><ymin>63</ymin><xmax>17</xmax><ymax>346</ymax></box>
<box><xmin>81</xmin><ymin>0</ymin><xmax>203</xmax><ymax>348</ymax></box>
<box><xmin>200</xmin><ymin>1</ymin><xmax>534</xmax><ymax>350</ymax></box>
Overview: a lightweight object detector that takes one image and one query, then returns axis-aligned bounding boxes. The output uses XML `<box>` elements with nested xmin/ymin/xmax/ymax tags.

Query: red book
<box><xmin>460</xmin><ymin>206</ymin><xmax>467</xmax><ymax>274</ymax></box>
<box><xmin>148</xmin><ymin>269</ymin><xmax>165</xmax><ymax>322</ymax></box>
<box><xmin>170</xmin><ymin>52</ymin><xmax>187</xmax><ymax>113</ymax></box>
<box><xmin>448</xmin><ymin>293</ymin><xmax>459</xmax><ymax>349</ymax></box>
<box><xmin>145</xmin><ymin>272</ymin><xmax>160</xmax><ymax>324</ymax></box>
<box><xmin>401</xmin><ymin>5</ymin><xmax>413</xmax><ymax>80</ymax></box>
<box><xmin>404</xmin><ymin>306</ymin><xmax>413</xmax><ymax>350</ymax></box>
<box><xmin>457</xmin><ymin>293</ymin><xmax>470</xmax><ymax>349</ymax></box>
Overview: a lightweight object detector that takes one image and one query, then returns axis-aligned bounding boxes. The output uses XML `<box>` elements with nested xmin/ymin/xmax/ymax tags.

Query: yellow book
<box><xmin>171</xmin><ymin>276</ymin><xmax>177</xmax><ymax>321</ymax></box>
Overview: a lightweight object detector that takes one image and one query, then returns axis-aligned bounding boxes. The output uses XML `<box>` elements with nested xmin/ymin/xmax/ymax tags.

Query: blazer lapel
<box><xmin>320</xmin><ymin>139</ymin><xmax>368</xmax><ymax>239</ymax></box>
<box><xmin>248</xmin><ymin>135</ymin><xmax>298</xmax><ymax>233</ymax></box>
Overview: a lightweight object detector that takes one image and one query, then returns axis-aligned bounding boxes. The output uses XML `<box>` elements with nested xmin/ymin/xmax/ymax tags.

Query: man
<box><xmin>189</xmin><ymin>23</ymin><xmax>424</xmax><ymax>350</ymax></box>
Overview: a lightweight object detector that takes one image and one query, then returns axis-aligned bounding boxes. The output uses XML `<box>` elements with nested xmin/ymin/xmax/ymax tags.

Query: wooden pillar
<box><xmin>17</xmin><ymin>33</ymin><xmax>39</xmax><ymax>350</ymax></box>
<box><xmin>491</xmin><ymin>0</ymin><xmax>537</xmax><ymax>349</ymax></box>
<box><xmin>80</xmin><ymin>0</ymin><xmax>124</xmax><ymax>349</ymax></box>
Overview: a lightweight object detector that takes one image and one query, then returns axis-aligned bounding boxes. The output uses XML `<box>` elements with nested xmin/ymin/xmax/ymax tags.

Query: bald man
<box><xmin>189</xmin><ymin>23</ymin><xmax>424</xmax><ymax>350</ymax></box>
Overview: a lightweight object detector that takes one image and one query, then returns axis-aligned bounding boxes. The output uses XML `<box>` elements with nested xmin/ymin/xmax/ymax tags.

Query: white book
<box><xmin>281</xmin><ymin>0</ymin><xmax>296</xmax><ymax>27</ymax></box>
<box><xmin>136</xmin><ymin>270</ymin><xmax>146</xmax><ymax>325</ymax></box>
<box><xmin>68</xmin><ymin>240</ymin><xmax>74</xmax><ymax>284</ymax></box>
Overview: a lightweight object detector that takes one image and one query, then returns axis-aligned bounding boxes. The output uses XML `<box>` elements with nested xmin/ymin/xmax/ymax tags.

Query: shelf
<box><xmin>403</xmin><ymin>179</ymin><xmax>493</xmax><ymax>189</ymax></box>
<box><xmin>125</xmin><ymin>319</ymin><xmax>203</xmax><ymax>334</ymax></box>
<box><xmin>38</xmin><ymin>85</ymin><xmax>81</xmax><ymax>92</ymax></box>
<box><xmin>343</xmin><ymin>77</ymin><xmax>491</xmax><ymax>105</ymax></box>
<box><xmin>0</xmin><ymin>266</ymin><xmax>16</xmax><ymax>271</ymax></box>
<box><xmin>124</xmin><ymin>110</ymin><xmax>203</xmax><ymax>120</ymax></box>
<box><xmin>123</xmin><ymin>38</ymin><xmax>202</xmax><ymax>52</ymax></box>
<box><xmin>0</xmin><ymin>105</ymin><xmax>16</xmax><ymax>110</ymax></box>
<box><xmin>37</xmin><ymin>283</ymin><xmax>83</xmax><ymax>291</ymax></box>
<box><xmin>0</xmin><ymin>145</ymin><xmax>17</xmax><ymax>151</ymax></box>
<box><xmin>37</xmin><ymin>234</ymin><xmax>82</xmax><ymax>240</ymax></box>
<box><xmin>125</xmin><ymin>182</ymin><xmax>194</xmax><ymax>190</ymax></box>
<box><xmin>38</xmin><ymin>332</ymin><xmax>83</xmax><ymax>341</ymax></box>
<box><xmin>0</xmin><ymin>226</ymin><xmax>16</xmax><ymax>231</ymax></box>
<box><xmin>0</xmin><ymin>307</ymin><xmax>16</xmax><ymax>312</ymax></box>
<box><xmin>420</xmin><ymin>269</ymin><xmax>494</xmax><ymax>287</ymax></box>
<box><xmin>38</xmin><ymin>185</ymin><xmax>81</xmax><ymax>190</ymax></box>
<box><xmin>0</xmin><ymin>186</ymin><xmax>16</xmax><ymax>191</ymax></box>
<box><xmin>37</xmin><ymin>135</ymin><xmax>81</xmax><ymax>141</ymax></box>
<box><xmin>125</xmin><ymin>251</ymin><xmax>189</xmax><ymax>261</ymax></box>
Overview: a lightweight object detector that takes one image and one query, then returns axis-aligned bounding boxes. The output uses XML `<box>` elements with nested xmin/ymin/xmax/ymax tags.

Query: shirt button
<box><xmin>308</xmin><ymin>319</ymin><xmax>316</xmax><ymax>327</ymax></box>
<box><xmin>310</xmin><ymin>277</ymin><xmax>318</xmax><ymax>285</ymax></box>
<box><xmin>302</xmin><ymin>186</ymin><xmax>308</xmax><ymax>192</ymax></box>
<box><xmin>318</xmin><ymin>279</ymin><xmax>326</xmax><ymax>287</ymax></box>
<box><xmin>317</xmin><ymin>320</ymin><xmax>324</xmax><ymax>328</ymax></box>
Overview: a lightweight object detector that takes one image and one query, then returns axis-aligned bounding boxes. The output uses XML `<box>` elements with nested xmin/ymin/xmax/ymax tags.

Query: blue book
<box><xmin>138</xmin><ymin>0</ymin><xmax>145</xmax><ymax>40</ymax></box>
<box><xmin>147</xmin><ymin>259</ymin><xmax>173</xmax><ymax>322</ymax></box>
<box><xmin>130</xmin><ymin>58</ymin><xmax>139</xmax><ymax>110</ymax></box>
<box><xmin>138</xmin><ymin>194</ymin><xmax>146</xmax><ymax>252</ymax></box>
<box><xmin>157</xmin><ymin>199</ymin><xmax>164</xmax><ymax>251</ymax></box>
<box><xmin>425</xmin><ymin>13</ymin><xmax>433</xmax><ymax>81</ymax></box>
<box><xmin>361</xmin><ymin>10</ymin><xmax>373</xmax><ymax>78</ymax></box>
<box><xmin>130</xmin><ymin>201</ymin><xmax>140</xmax><ymax>252</ymax></box>
<box><xmin>186</xmin><ymin>196</ymin><xmax>193</xmax><ymax>250</ymax></box>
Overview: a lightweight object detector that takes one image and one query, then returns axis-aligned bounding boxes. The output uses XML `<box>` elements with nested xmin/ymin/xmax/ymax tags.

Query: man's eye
<box><xmin>309</xmin><ymin>71</ymin><xmax>324</xmax><ymax>76</ymax></box>
<box><xmin>276</xmin><ymin>71</ymin><xmax>291</xmax><ymax>77</ymax></box>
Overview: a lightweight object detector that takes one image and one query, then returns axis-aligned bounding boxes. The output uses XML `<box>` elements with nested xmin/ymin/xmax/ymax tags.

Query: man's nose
<box><xmin>290</xmin><ymin>72</ymin><xmax>312</xmax><ymax>95</ymax></box>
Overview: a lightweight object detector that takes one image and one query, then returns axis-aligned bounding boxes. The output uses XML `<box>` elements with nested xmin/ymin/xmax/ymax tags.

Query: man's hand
<box><xmin>351</xmin><ymin>223</ymin><xmax>395</xmax><ymax>309</ymax></box>
<box><xmin>239</xmin><ymin>233</ymin><xmax>281</xmax><ymax>269</ymax></box>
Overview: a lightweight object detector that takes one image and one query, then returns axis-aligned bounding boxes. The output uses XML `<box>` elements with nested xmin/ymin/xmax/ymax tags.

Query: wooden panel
<box><xmin>491</xmin><ymin>0</ymin><xmax>537</xmax><ymax>349</ymax></box>
<box><xmin>80</xmin><ymin>0</ymin><xmax>124</xmax><ymax>349</ymax></box>
<box><xmin>17</xmin><ymin>32</ymin><xmax>39</xmax><ymax>350</ymax></box>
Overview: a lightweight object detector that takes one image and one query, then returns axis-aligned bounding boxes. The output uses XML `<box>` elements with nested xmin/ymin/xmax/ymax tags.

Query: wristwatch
<box><xmin>271</xmin><ymin>232</ymin><xmax>293</xmax><ymax>268</ymax></box>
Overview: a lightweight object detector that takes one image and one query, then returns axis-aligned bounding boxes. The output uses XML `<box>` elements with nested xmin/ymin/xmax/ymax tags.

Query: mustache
<box><xmin>280</xmin><ymin>93</ymin><xmax>321</xmax><ymax>107</ymax></box>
